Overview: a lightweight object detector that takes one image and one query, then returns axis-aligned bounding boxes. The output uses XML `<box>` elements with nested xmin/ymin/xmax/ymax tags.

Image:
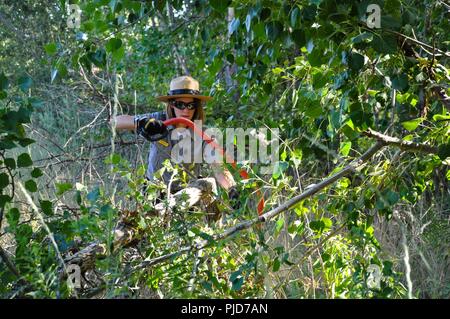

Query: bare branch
<box><xmin>363</xmin><ymin>129</ymin><xmax>439</xmax><ymax>154</ymax></box>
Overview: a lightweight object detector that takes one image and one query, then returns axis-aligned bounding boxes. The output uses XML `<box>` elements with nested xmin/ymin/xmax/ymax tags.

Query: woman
<box><xmin>114</xmin><ymin>75</ymin><xmax>239</xmax><ymax>205</ymax></box>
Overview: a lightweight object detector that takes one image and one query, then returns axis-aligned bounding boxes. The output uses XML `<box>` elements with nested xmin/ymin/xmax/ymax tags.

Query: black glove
<box><xmin>228</xmin><ymin>186</ymin><xmax>241</xmax><ymax>210</ymax></box>
<box><xmin>136</xmin><ymin>117</ymin><xmax>168</xmax><ymax>141</ymax></box>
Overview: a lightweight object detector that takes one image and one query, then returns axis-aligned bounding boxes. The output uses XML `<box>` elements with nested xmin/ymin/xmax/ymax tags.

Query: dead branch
<box><xmin>63</xmin><ymin>178</ymin><xmax>218</xmax><ymax>274</ymax></box>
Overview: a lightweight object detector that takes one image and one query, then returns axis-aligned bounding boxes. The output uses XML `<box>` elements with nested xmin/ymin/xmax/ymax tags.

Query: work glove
<box><xmin>227</xmin><ymin>185</ymin><xmax>241</xmax><ymax>210</ymax></box>
<box><xmin>136</xmin><ymin>117</ymin><xmax>168</xmax><ymax>141</ymax></box>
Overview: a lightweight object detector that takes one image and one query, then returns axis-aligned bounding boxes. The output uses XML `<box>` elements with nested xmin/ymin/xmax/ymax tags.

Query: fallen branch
<box><xmin>129</xmin><ymin>142</ymin><xmax>385</xmax><ymax>273</ymax></box>
<box><xmin>63</xmin><ymin>178</ymin><xmax>219</xmax><ymax>273</ymax></box>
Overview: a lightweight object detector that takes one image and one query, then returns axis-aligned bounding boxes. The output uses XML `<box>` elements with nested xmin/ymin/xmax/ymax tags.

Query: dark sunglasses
<box><xmin>170</xmin><ymin>100</ymin><xmax>198</xmax><ymax>110</ymax></box>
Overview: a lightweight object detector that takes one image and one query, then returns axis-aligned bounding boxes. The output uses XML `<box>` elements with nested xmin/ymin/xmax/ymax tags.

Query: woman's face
<box><xmin>170</xmin><ymin>97</ymin><xmax>196</xmax><ymax>120</ymax></box>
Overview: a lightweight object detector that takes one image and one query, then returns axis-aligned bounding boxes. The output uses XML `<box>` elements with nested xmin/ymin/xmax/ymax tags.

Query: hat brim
<box><xmin>156</xmin><ymin>94</ymin><xmax>212</xmax><ymax>102</ymax></box>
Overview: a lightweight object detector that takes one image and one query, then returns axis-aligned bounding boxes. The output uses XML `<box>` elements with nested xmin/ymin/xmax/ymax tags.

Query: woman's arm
<box><xmin>111</xmin><ymin>115</ymin><xmax>136</xmax><ymax>131</ymax></box>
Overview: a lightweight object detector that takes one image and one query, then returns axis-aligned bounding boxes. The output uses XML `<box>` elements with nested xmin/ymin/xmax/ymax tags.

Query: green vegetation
<box><xmin>0</xmin><ymin>0</ymin><xmax>449</xmax><ymax>298</ymax></box>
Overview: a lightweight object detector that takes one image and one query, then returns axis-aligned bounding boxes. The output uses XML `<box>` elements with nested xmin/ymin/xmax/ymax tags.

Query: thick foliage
<box><xmin>0</xmin><ymin>0</ymin><xmax>449</xmax><ymax>298</ymax></box>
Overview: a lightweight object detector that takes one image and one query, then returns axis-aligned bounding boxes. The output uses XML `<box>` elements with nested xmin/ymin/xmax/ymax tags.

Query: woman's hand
<box><xmin>136</xmin><ymin>117</ymin><xmax>169</xmax><ymax>141</ymax></box>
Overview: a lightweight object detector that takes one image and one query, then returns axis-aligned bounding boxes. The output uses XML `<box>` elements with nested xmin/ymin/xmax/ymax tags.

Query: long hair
<box><xmin>165</xmin><ymin>98</ymin><xmax>206</xmax><ymax>122</ymax></box>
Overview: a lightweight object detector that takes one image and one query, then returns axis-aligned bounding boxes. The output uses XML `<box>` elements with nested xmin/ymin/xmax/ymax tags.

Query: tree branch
<box><xmin>129</xmin><ymin>142</ymin><xmax>385</xmax><ymax>273</ymax></box>
<box><xmin>363</xmin><ymin>128</ymin><xmax>439</xmax><ymax>154</ymax></box>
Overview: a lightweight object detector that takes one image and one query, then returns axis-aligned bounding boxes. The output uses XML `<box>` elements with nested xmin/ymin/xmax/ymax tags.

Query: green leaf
<box><xmin>17</xmin><ymin>153</ymin><xmax>33</xmax><ymax>167</ymax></box>
<box><xmin>438</xmin><ymin>142</ymin><xmax>450</xmax><ymax>160</ymax></box>
<box><xmin>0</xmin><ymin>72</ymin><xmax>9</xmax><ymax>91</ymax></box>
<box><xmin>106</xmin><ymin>153</ymin><xmax>122</xmax><ymax>165</ymax></box>
<box><xmin>392</xmin><ymin>74</ymin><xmax>408</xmax><ymax>92</ymax></box>
<box><xmin>18</xmin><ymin>138</ymin><xmax>35</xmax><ymax>147</ymax></box>
<box><xmin>433</xmin><ymin>114</ymin><xmax>450</xmax><ymax>121</ymax></box>
<box><xmin>31</xmin><ymin>168</ymin><xmax>43</xmax><ymax>178</ymax></box>
<box><xmin>312</xmin><ymin>72</ymin><xmax>327</xmax><ymax>89</ymax></box>
<box><xmin>272</xmin><ymin>161</ymin><xmax>289</xmax><ymax>179</ymax></box>
<box><xmin>401</xmin><ymin>118</ymin><xmax>423</xmax><ymax>131</ymax></box>
<box><xmin>87</xmin><ymin>49</ymin><xmax>106</xmax><ymax>68</ymax></box>
<box><xmin>16</xmin><ymin>224</ymin><xmax>32</xmax><ymax>245</ymax></box>
<box><xmin>56</xmin><ymin>182</ymin><xmax>73</xmax><ymax>196</ymax></box>
<box><xmin>210</xmin><ymin>0</ymin><xmax>231</xmax><ymax>13</ymax></box>
<box><xmin>24</xmin><ymin>180</ymin><xmax>37</xmax><ymax>193</ymax></box>
<box><xmin>371</xmin><ymin>33</ymin><xmax>397</xmax><ymax>54</ymax></box>
<box><xmin>260</xmin><ymin>7</ymin><xmax>271</xmax><ymax>21</ymax></box>
<box><xmin>348</xmin><ymin>52</ymin><xmax>364</xmax><ymax>72</ymax></box>
<box><xmin>106</xmin><ymin>37</ymin><xmax>123</xmax><ymax>52</ymax></box>
<box><xmin>87</xmin><ymin>187</ymin><xmax>100</xmax><ymax>203</ymax></box>
<box><xmin>100</xmin><ymin>204</ymin><xmax>114</xmax><ymax>218</ymax></box>
<box><xmin>322</xmin><ymin>217</ymin><xmax>332</xmax><ymax>229</ymax></box>
<box><xmin>265</xmin><ymin>21</ymin><xmax>283</xmax><ymax>42</ymax></box>
<box><xmin>108</xmin><ymin>0</ymin><xmax>116</xmax><ymax>11</ymax></box>
<box><xmin>226</xmin><ymin>53</ymin><xmax>234</xmax><ymax>64</ymax></box>
<box><xmin>290</xmin><ymin>7</ymin><xmax>300</xmax><ymax>28</ymax></box>
<box><xmin>275</xmin><ymin>217</ymin><xmax>285</xmax><ymax>234</ymax></box>
<box><xmin>310</xmin><ymin>218</ymin><xmax>332</xmax><ymax>233</ymax></box>
<box><xmin>17</xmin><ymin>74</ymin><xmax>33</xmax><ymax>92</ymax></box>
<box><xmin>112</xmin><ymin>46</ymin><xmax>125</xmax><ymax>63</ymax></box>
<box><xmin>352</xmin><ymin>32</ymin><xmax>373</xmax><ymax>44</ymax></box>
<box><xmin>29</xmin><ymin>97</ymin><xmax>44</xmax><ymax>109</ymax></box>
<box><xmin>6</xmin><ymin>208</ymin><xmax>20</xmax><ymax>229</ymax></box>
<box><xmin>0</xmin><ymin>173</ymin><xmax>9</xmax><ymax>189</ymax></box>
<box><xmin>0</xmin><ymin>194</ymin><xmax>12</xmax><ymax>208</ymax></box>
<box><xmin>340</xmin><ymin>141</ymin><xmax>352</xmax><ymax>156</ymax></box>
<box><xmin>308</xmin><ymin>47</ymin><xmax>327</xmax><ymax>67</ymax></box>
<box><xmin>39</xmin><ymin>200</ymin><xmax>53</xmax><ymax>216</ymax></box>
<box><xmin>74</xmin><ymin>190</ymin><xmax>82</xmax><ymax>205</ymax></box>
<box><xmin>304</xmin><ymin>100</ymin><xmax>323</xmax><ymax>118</ymax></box>
<box><xmin>302</xmin><ymin>4</ymin><xmax>317</xmax><ymax>21</ymax></box>
<box><xmin>385</xmin><ymin>190</ymin><xmax>399</xmax><ymax>205</ymax></box>
<box><xmin>381</xmin><ymin>15</ymin><xmax>402</xmax><ymax>31</ymax></box>
<box><xmin>4</xmin><ymin>158</ymin><xmax>15</xmax><ymax>169</ymax></box>
<box><xmin>231</xmin><ymin>276</ymin><xmax>244</xmax><ymax>291</ymax></box>
<box><xmin>272</xmin><ymin>258</ymin><xmax>281</xmax><ymax>272</ymax></box>
<box><xmin>291</xmin><ymin>29</ymin><xmax>306</xmax><ymax>48</ymax></box>
<box><xmin>44</xmin><ymin>43</ymin><xmax>57</xmax><ymax>55</ymax></box>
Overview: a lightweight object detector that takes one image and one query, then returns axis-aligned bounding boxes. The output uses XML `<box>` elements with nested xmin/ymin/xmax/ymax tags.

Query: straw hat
<box><xmin>156</xmin><ymin>75</ymin><xmax>212</xmax><ymax>102</ymax></box>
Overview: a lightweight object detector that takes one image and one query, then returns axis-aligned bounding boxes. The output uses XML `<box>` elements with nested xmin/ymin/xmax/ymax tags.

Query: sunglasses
<box><xmin>170</xmin><ymin>100</ymin><xmax>198</xmax><ymax>110</ymax></box>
